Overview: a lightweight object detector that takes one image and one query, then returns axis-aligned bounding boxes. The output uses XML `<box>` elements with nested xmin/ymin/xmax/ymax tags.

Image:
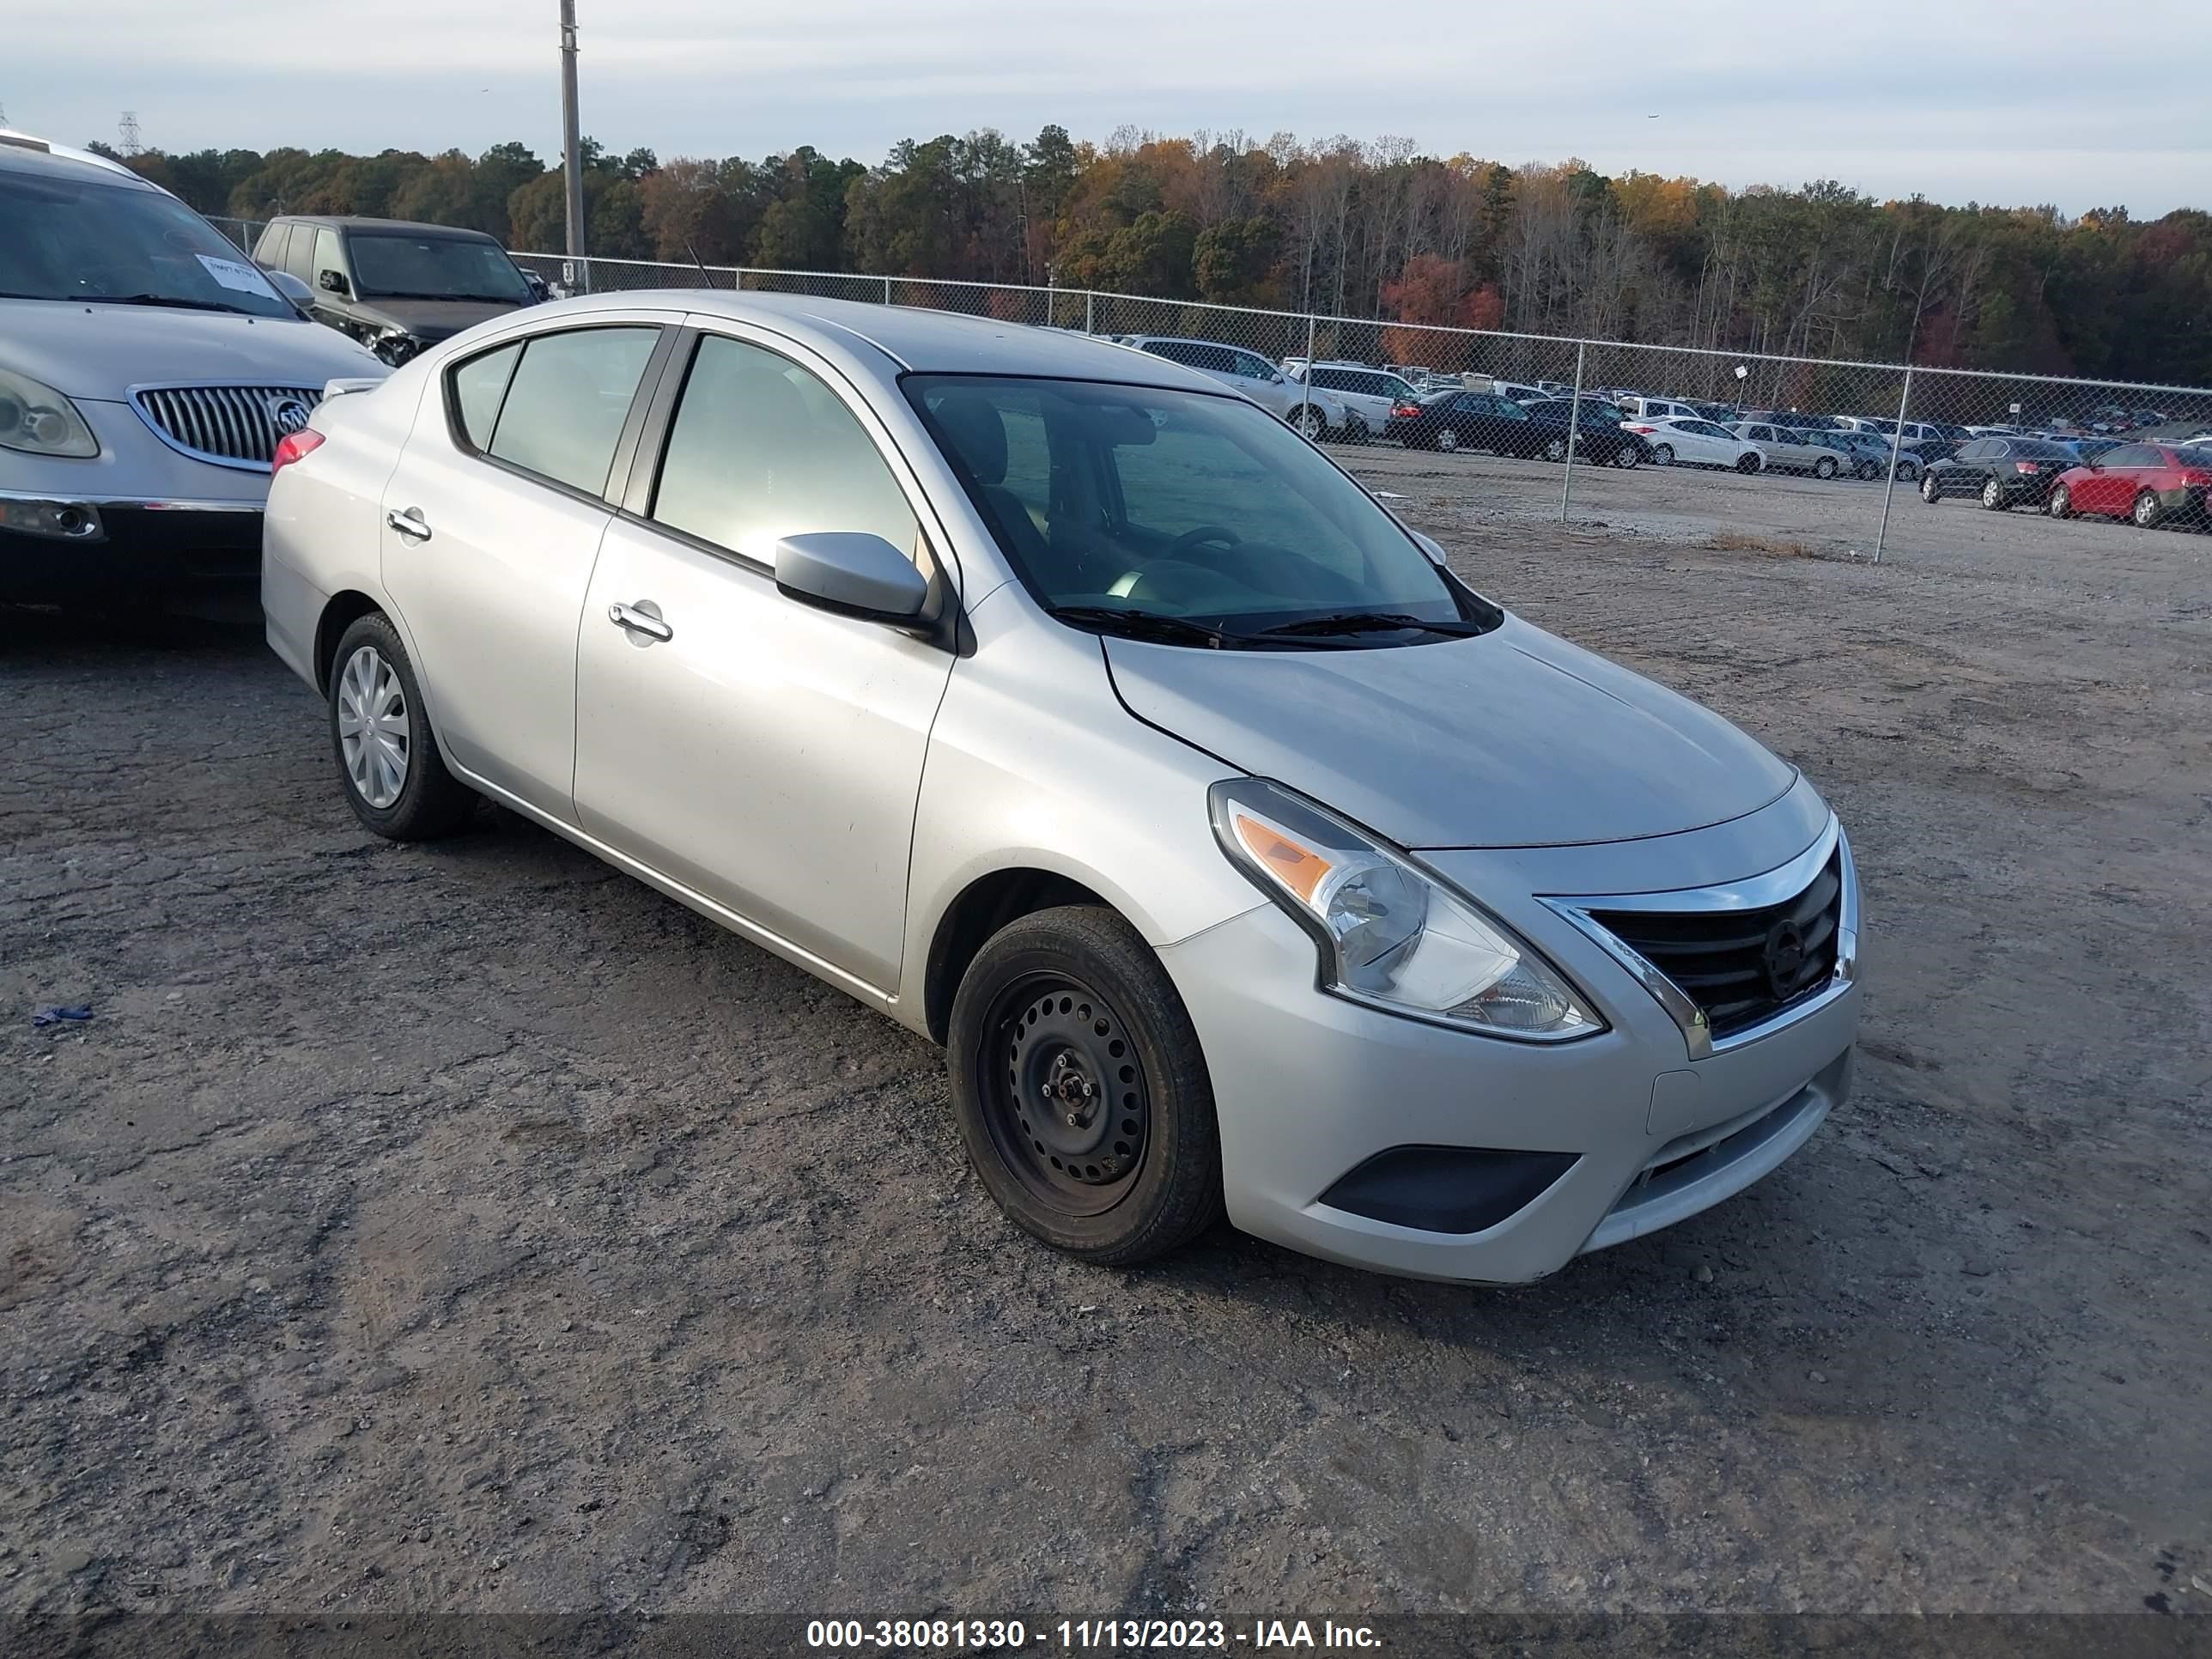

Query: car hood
<box><xmin>0</xmin><ymin>300</ymin><xmax>384</xmax><ymax>398</ymax></box>
<box><xmin>1105</xmin><ymin>612</ymin><xmax>1797</xmax><ymax>848</ymax></box>
<box><xmin>354</xmin><ymin>296</ymin><xmax>530</xmax><ymax>342</ymax></box>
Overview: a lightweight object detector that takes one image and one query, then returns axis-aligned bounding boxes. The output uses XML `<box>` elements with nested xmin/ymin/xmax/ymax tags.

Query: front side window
<box><xmin>0</xmin><ymin>171</ymin><xmax>295</xmax><ymax>318</ymax></box>
<box><xmin>313</xmin><ymin>228</ymin><xmax>344</xmax><ymax>287</ymax></box>
<box><xmin>349</xmin><ymin>233</ymin><xmax>532</xmax><ymax>304</ymax></box>
<box><xmin>478</xmin><ymin>325</ymin><xmax>659</xmax><ymax>495</ymax></box>
<box><xmin>909</xmin><ymin>375</ymin><xmax>1487</xmax><ymax>645</ymax></box>
<box><xmin>651</xmin><ymin>334</ymin><xmax>920</xmax><ymax>568</ymax></box>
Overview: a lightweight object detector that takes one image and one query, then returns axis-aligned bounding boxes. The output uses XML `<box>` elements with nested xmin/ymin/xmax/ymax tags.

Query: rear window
<box><xmin>466</xmin><ymin>325</ymin><xmax>659</xmax><ymax>495</ymax></box>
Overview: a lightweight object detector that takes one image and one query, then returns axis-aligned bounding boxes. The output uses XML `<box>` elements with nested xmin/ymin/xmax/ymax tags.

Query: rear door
<box><xmin>572</xmin><ymin>324</ymin><xmax>958</xmax><ymax>991</ymax></box>
<box><xmin>380</xmin><ymin>315</ymin><xmax>675</xmax><ymax>820</ymax></box>
<box><xmin>2092</xmin><ymin>443</ymin><xmax>2154</xmax><ymax>515</ymax></box>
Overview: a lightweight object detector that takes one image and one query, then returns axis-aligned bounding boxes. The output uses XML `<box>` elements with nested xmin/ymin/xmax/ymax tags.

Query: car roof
<box><xmin>0</xmin><ymin>131</ymin><xmax>167</xmax><ymax>191</ymax></box>
<box><xmin>497</xmin><ymin>290</ymin><xmax>1236</xmax><ymax>392</ymax></box>
<box><xmin>273</xmin><ymin>215</ymin><xmax>503</xmax><ymax>241</ymax></box>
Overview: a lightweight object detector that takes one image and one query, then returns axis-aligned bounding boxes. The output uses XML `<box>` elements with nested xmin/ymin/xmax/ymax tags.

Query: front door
<box><xmin>572</xmin><ymin>328</ymin><xmax>957</xmax><ymax>992</ymax></box>
<box><xmin>380</xmin><ymin>318</ymin><xmax>669</xmax><ymax>819</ymax></box>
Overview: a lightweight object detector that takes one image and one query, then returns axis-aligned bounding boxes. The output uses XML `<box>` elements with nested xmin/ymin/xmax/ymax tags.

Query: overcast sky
<box><xmin>9</xmin><ymin>0</ymin><xmax>2206</xmax><ymax>216</ymax></box>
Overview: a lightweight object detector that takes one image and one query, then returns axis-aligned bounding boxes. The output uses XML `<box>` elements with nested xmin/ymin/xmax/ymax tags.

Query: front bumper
<box><xmin>1</xmin><ymin>490</ymin><xmax>262</xmax><ymax>603</ymax></box>
<box><xmin>1158</xmin><ymin>812</ymin><xmax>1861</xmax><ymax>1284</ymax></box>
<box><xmin>1</xmin><ymin>398</ymin><xmax>269</xmax><ymax>602</ymax></box>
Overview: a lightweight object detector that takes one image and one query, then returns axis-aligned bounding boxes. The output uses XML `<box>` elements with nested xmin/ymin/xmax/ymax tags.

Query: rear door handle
<box><xmin>608</xmin><ymin>601</ymin><xmax>672</xmax><ymax>643</ymax></box>
<box><xmin>386</xmin><ymin>507</ymin><xmax>431</xmax><ymax>541</ymax></box>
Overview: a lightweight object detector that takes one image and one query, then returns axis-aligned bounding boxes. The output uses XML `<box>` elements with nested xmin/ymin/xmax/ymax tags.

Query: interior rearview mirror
<box><xmin>775</xmin><ymin>532</ymin><xmax>930</xmax><ymax>628</ymax></box>
<box><xmin>318</xmin><ymin>269</ymin><xmax>349</xmax><ymax>296</ymax></box>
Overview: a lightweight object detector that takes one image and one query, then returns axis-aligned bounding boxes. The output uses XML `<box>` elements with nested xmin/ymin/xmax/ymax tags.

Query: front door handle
<box><xmin>386</xmin><ymin>507</ymin><xmax>431</xmax><ymax>542</ymax></box>
<box><xmin>607</xmin><ymin>601</ymin><xmax>672</xmax><ymax>643</ymax></box>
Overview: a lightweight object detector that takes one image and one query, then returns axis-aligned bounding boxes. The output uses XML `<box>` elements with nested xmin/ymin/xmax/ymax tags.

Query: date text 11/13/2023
<box><xmin>805</xmin><ymin>1618</ymin><xmax>1382</xmax><ymax>1650</ymax></box>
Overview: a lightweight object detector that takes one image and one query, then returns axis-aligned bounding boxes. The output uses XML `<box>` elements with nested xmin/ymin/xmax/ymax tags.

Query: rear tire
<box><xmin>2048</xmin><ymin>483</ymin><xmax>2073</xmax><ymax>520</ymax></box>
<box><xmin>1814</xmin><ymin>456</ymin><xmax>1838</xmax><ymax>480</ymax></box>
<box><xmin>1435</xmin><ymin>427</ymin><xmax>1460</xmax><ymax>453</ymax></box>
<box><xmin>1650</xmin><ymin>443</ymin><xmax>1674</xmax><ymax>466</ymax></box>
<box><xmin>1980</xmin><ymin>477</ymin><xmax>2008</xmax><ymax>511</ymax></box>
<box><xmin>327</xmin><ymin>612</ymin><xmax>478</xmax><ymax>842</ymax></box>
<box><xmin>947</xmin><ymin>906</ymin><xmax>1223</xmax><ymax>1266</ymax></box>
<box><xmin>2132</xmin><ymin>489</ymin><xmax>2162</xmax><ymax>529</ymax></box>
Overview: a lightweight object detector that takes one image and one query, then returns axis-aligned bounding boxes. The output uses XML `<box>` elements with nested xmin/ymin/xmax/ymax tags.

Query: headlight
<box><xmin>1210</xmin><ymin>778</ymin><xmax>1601</xmax><ymax>1042</ymax></box>
<box><xmin>0</xmin><ymin>367</ymin><xmax>99</xmax><ymax>458</ymax></box>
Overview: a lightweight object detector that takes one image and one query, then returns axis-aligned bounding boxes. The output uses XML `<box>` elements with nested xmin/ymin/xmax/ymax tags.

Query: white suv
<box><xmin>0</xmin><ymin>131</ymin><xmax>384</xmax><ymax>606</ymax></box>
<box><xmin>1285</xmin><ymin>362</ymin><xmax>1421</xmax><ymax>441</ymax></box>
<box><xmin>1123</xmin><ymin>337</ymin><xmax>1348</xmax><ymax>440</ymax></box>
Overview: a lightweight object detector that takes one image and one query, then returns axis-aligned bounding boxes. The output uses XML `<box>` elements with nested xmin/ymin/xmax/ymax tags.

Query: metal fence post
<box><xmin>1873</xmin><ymin>365</ymin><xmax>1914</xmax><ymax>565</ymax></box>
<box><xmin>1085</xmin><ymin>291</ymin><xmax>1095</xmax><ymax>335</ymax></box>
<box><xmin>883</xmin><ymin>274</ymin><xmax>893</xmax><ymax>305</ymax></box>
<box><xmin>1559</xmin><ymin>341</ymin><xmax>1587</xmax><ymax>524</ymax></box>
<box><xmin>1299</xmin><ymin>314</ymin><xmax>1318</xmax><ymax>440</ymax></box>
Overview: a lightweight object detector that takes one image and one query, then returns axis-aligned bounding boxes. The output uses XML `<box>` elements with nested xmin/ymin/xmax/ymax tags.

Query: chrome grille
<box><xmin>131</xmin><ymin>385</ymin><xmax>323</xmax><ymax>471</ymax></box>
<box><xmin>1589</xmin><ymin>852</ymin><xmax>1844</xmax><ymax>1040</ymax></box>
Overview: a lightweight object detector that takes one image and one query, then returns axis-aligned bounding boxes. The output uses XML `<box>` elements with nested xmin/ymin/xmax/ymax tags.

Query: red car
<box><xmin>2048</xmin><ymin>442</ymin><xmax>2212</xmax><ymax>529</ymax></box>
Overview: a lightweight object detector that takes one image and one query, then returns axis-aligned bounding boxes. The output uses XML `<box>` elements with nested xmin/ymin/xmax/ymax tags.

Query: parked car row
<box><xmin>1921</xmin><ymin>437</ymin><xmax>2212</xmax><ymax>528</ymax></box>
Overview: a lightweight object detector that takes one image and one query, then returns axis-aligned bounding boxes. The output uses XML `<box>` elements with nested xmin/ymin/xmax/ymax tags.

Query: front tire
<box><xmin>1611</xmin><ymin>445</ymin><xmax>1639</xmax><ymax>469</ymax></box>
<box><xmin>1921</xmin><ymin>472</ymin><xmax>1942</xmax><ymax>504</ymax></box>
<box><xmin>1736</xmin><ymin>452</ymin><xmax>1762</xmax><ymax>475</ymax></box>
<box><xmin>2132</xmin><ymin>489</ymin><xmax>2162</xmax><ymax>529</ymax></box>
<box><xmin>328</xmin><ymin>612</ymin><xmax>477</xmax><ymax>841</ymax></box>
<box><xmin>1542</xmin><ymin>436</ymin><xmax>1569</xmax><ymax>464</ymax></box>
<box><xmin>947</xmin><ymin>906</ymin><xmax>1222</xmax><ymax>1266</ymax></box>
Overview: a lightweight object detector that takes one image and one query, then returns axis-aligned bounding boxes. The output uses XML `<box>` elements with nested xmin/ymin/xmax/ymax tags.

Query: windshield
<box><xmin>908</xmin><ymin>374</ymin><xmax>1486</xmax><ymax>646</ymax></box>
<box><xmin>349</xmin><ymin>233</ymin><xmax>532</xmax><ymax>303</ymax></box>
<box><xmin>0</xmin><ymin>171</ymin><xmax>294</xmax><ymax>316</ymax></box>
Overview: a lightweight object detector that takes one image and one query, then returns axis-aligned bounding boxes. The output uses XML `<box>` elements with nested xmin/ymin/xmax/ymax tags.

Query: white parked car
<box><xmin>1622</xmin><ymin>416</ymin><xmax>1765</xmax><ymax>473</ymax></box>
<box><xmin>1615</xmin><ymin>396</ymin><xmax>1705</xmax><ymax>424</ymax></box>
<box><xmin>1285</xmin><ymin>361</ymin><xmax>1422</xmax><ymax>441</ymax></box>
<box><xmin>1728</xmin><ymin>422</ymin><xmax>1851</xmax><ymax>479</ymax></box>
<box><xmin>1122</xmin><ymin>337</ymin><xmax>1348</xmax><ymax>441</ymax></box>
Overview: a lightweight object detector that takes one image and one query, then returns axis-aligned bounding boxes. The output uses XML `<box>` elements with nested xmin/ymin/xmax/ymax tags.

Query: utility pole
<box><xmin>558</xmin><ymin>0</ymin><xmax>586</xmax><ymax>286</ymax></box>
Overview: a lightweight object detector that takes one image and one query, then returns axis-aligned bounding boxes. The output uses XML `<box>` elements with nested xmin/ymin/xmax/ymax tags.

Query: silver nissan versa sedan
<box><xmin>263</xmin><ymin>291</ymin><xmax>1861</xmax><ymax>1284</ymax></box>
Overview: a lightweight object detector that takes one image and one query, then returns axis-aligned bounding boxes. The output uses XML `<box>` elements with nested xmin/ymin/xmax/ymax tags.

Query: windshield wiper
<box><xmin>1255</xmin><ymin>611</ymin><xmax>1489</xmax><ymax>640</ymax></box>
<box><xmin>96</xmin><ymin>294</ymin><xmax>256</xmax><ymax>314</ymax></box>
<box><xmin>1048</xmin><ymin>605</ymin><xmax>1249</xmax><ymax>650</ymax></box>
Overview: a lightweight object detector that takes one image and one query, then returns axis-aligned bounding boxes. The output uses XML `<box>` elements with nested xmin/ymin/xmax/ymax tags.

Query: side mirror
<box><xmin>775</xmin><ymin>532</ymin><xmax>930</xmax><ymax>627</ymax></box>
<box><xmin>318</xmin><ymin>268</ymin><xmax>350</xmax><ymax>296</ymax></box>
<box><xmin>524</xmin><ymin>273</ymin><xmax>550</xmax><ymax>302</ymax></box>
<box><xmin>265</xmin><ymin>270</ymin><xmax>315</xmax><ymax>312</ymax></box>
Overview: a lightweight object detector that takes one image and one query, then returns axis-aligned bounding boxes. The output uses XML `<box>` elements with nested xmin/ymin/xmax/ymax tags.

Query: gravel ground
<box><xmin>3</xmin><ymin>461</ymin><xmax>2208</xmax><ymax>1632</ymax></box>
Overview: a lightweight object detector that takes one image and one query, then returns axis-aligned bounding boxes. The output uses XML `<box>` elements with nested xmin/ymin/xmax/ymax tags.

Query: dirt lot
<box><xmin>3</xmin><ymin>456</ymin><xmax>2209</xmax><ymax>1632</ymax></box>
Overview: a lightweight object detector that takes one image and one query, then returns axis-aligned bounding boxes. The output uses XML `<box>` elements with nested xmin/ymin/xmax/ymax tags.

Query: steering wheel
<box><xmin>1163</xmin><ymin>525</ymin><xmax>1242</xmax><ymax>560</ymax></box>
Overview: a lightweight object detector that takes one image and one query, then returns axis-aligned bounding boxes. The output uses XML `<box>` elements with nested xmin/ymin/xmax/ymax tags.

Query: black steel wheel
<box><xmin>948</xmin><ymin>905</ymin><xmax>1221</xmax><ymax>1264</ymax></box>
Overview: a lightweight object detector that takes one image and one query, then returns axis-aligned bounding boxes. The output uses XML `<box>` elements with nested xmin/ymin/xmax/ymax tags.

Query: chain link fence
<box><xmin>194</xmin><ymin>207</ymin><xmax>2209</xmax><ymax>559</ymax></box>
<box><xmin>506</xmin><ymin>252</ymin><xmax>2212</xmax><ymax>560</ymax></box>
